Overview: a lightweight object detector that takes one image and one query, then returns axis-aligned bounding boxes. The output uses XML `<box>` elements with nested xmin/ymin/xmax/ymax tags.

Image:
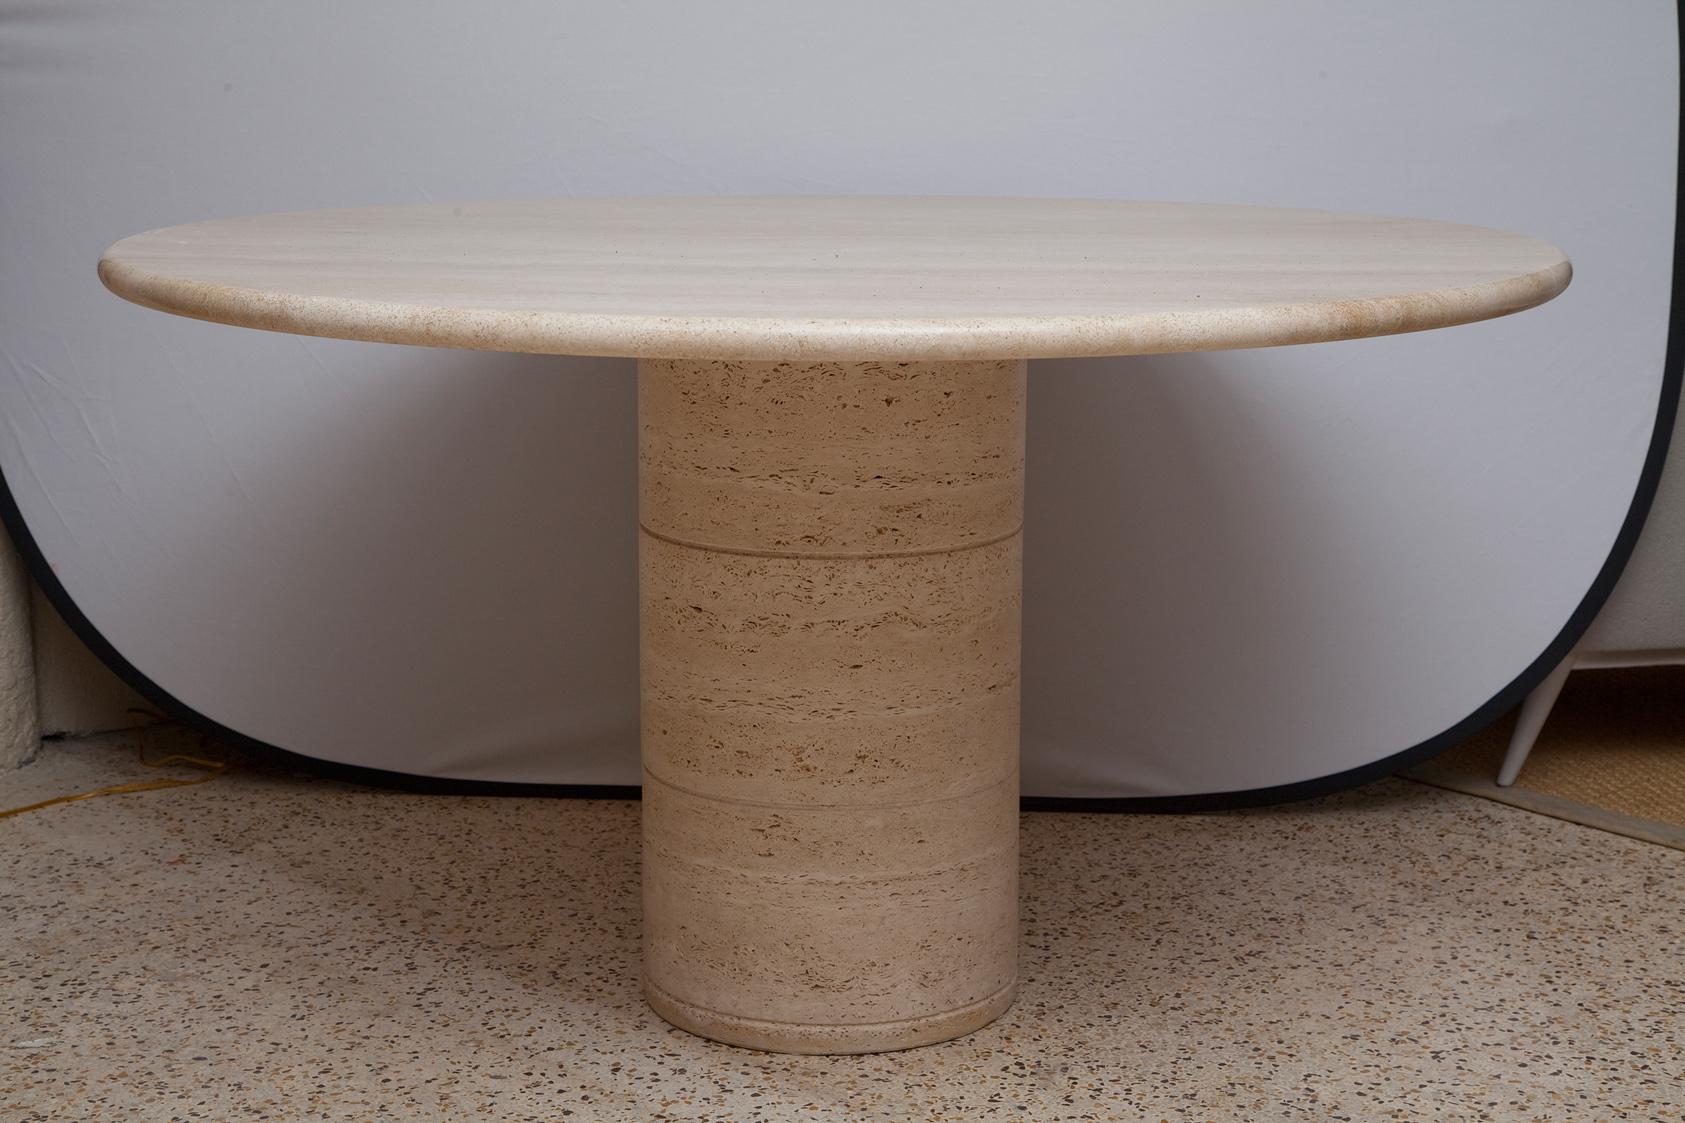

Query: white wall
<box><xmin>1586</xmin><ymin>416</ymin><xmax>1685</xmax><ymax>655</ymax></box>
<box><xmin>0</xmin><ymin>1</ymin><xmax>1675</xmax><ymax>797</ymax></box>
<box><xmin>28</xmin><ymin>586</ymin><xmax>152</xmax><ymax>737</ymax></box>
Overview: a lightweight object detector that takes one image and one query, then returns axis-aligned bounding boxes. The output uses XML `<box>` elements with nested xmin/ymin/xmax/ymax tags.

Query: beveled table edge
<box><xmin>97</xmin><ymin>197</ymin><xmax>1572</xmax><ymax>362</ymax></box>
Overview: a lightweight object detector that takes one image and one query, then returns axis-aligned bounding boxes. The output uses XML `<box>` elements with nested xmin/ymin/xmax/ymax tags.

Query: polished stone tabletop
<box><xmin>99</xmin><ymin>196</ymin><xmax>1570</xmax><ymax>360</ymax></box>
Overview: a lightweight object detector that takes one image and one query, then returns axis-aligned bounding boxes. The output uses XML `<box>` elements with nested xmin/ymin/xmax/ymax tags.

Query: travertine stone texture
<box><xmin>639</xmin><ymin>358</ymin><xmax>1025</xmax><ymax>1053</ymax></box>
<box><xmin>98</xmin><ymin>198</ymin><xmax>1571</xmax><ymax>361</ymax></box>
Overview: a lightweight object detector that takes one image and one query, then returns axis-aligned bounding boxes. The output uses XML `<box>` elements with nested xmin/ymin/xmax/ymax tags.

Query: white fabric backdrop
<box><xmin>0</xmin><ymin>1</ymin><xmax>1674</xmax><ymax>796</ymax></box>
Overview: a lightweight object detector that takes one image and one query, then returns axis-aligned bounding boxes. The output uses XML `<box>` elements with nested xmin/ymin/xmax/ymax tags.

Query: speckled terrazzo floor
<box><xmin>3</xmin><ymin>729</ymin><xmax>1682</xmax><ymax>1122</ymax></box>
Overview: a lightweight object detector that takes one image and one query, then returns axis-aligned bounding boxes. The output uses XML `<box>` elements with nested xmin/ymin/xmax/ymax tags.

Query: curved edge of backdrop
<box><xmin>4</xmin><ymin>81</ymin><xmax>1680</xmax><ymax>815</ymax></box>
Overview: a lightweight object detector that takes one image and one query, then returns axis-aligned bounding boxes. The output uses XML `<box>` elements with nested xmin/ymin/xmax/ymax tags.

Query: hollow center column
<box><xmin>637</xmin><ymin>357</ymin><xmax>1026</xmax><ymax>1054</ymax></box>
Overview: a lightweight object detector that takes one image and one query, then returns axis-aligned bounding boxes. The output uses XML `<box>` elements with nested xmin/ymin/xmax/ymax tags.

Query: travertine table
<box><xmin>99</xmin><ymin>197</ymin><xmax>1570</xmax><ymax>1054</ymax></box>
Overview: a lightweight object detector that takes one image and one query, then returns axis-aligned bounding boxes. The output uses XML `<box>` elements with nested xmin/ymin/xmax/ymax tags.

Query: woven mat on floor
<box><xmin>1406</xmin><ymin>664</ymin><xmax>1685</xmax><ymax>850</ymax></box>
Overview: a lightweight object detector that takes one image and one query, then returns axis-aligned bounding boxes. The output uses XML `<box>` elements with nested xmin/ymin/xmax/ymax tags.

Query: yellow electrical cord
<box><xmin>0</xmin><ymin>745</ymin><xmax>226</xmax><ymax>820</ymax></box>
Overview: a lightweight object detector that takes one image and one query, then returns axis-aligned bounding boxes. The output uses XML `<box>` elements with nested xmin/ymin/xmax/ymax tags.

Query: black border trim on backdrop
<box><xmin>3</xmin><ymin>29</ymin><xmax>1681</xmax><ymax>812</ymax></box>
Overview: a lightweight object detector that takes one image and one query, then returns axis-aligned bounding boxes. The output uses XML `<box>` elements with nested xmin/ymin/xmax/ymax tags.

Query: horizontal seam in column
<box><xmin>642</xmin><ymin>698</ymin><xmax>1017</xmax><ymax>721</ymax></box>
<box><xmin>638</xmin><ymin>522</ymin><xmax>1023</xmax><ymax>559</ymax></box>
<box><xmin>646</xmin><ymin>842</ymin><xmax>1018</xmax><ymax>885</ymax></box>
<box><xmin>646</xmin><ymin>979</ymin><xmax>1017</xmax><ymax>1032</ymax></box>
<box><xmin>642</xmin><ymin>764</ymin><xmax>1014</xmax><ymax>811</ymax></box>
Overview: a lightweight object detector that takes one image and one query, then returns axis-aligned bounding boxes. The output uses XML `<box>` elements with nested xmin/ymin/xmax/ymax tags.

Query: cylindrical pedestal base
<box><xmin>638</xmin><ymin>358</ymin><xmax>1025</xmax><ymax>1054</ymax></box>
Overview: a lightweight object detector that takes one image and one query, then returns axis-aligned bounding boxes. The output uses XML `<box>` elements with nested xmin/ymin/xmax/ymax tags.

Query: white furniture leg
<box><xmin>1496</xmin><ymin>652</ymin><xmax>1577</xmax><ymax>786</ymax></box>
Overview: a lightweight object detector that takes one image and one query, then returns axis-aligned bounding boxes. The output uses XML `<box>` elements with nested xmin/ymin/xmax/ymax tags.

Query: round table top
<box><xmin>99</xmin><ymin>197</ymin><xmax>1570</xmax><ymax>362</ymax></box>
